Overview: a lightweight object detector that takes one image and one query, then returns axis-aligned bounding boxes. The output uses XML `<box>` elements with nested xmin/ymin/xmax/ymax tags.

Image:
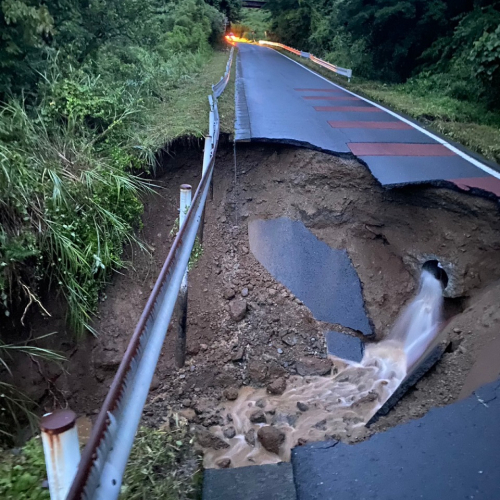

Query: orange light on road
<box><xmin>224</xmin><ymin>32</ymin><xmax>250</xmax><ymax>44</ymax></box>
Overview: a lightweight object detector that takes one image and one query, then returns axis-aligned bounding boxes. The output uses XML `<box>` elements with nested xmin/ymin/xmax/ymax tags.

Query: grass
<box><xmin>145</xmin><ymin>49</ymin><xmax>236</xmax><ymax>147</ymax></box>
<box><xmin>272</xmin><ymin>48</ymin><xmax>500</xmax><ymax>164</ymax></box>
<box><xmin>0</xmin><ymin>436</ymin><xmax>50</xmax><ymax>500</ymax></box>
<box><xmin>0</xmin><ymin>421</ymin><xmax>201</xmax><ymax>500</ymax></box>
<box><xmin>119</xmin><ymin>421</ymin><xmax>202</xmax><ymax>500</ymax></box>
<box><xmin>218</xmin><ymin>50</ymin><xmax>236</xmax><ymax>136</ymax></box>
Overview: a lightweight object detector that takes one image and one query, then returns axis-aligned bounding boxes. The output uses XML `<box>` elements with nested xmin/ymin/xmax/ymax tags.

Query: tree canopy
<box><xmin>265</xmin><ymin>0</ymin><xmax>500</xmax><ymax>104</ymax></box>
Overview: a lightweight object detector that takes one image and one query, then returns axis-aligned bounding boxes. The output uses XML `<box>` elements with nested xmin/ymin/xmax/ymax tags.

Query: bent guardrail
<box><xmin>40</xmin><ymin>46</ymin><xmax>234</xmax><ymax>500</ymax></box>
<box><xmin>258</xmin><ymin>40</ymin><xmax>352</xmax><ymax>81</ymax></box>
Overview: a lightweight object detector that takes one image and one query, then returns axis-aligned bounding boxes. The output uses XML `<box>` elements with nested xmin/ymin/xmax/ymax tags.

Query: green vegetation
<box><xmin>0</xmin><ymin>334</ymin><xmax>65</xmax><ymax>441</ymax></box>
<box><xmin>0</xmin><ymin>421</ymin><xmax>200</xmax><ymax>500</ymax></box>
<box><xmin>0</xmin><ymin>0</ymin><xmax>235</xmax><ymax>448</ymax></box>
<box><xmin>122</xmin><ymin>423</ymin><xmax>201</xmax><ymax>500</ymax></box>
<box><xmin>148</xmin><ymin>50</ymin><xmax>236</xmax><ymax>144</ymax></box>
<box><xmin>0</xmin><ymin>0</ymin><xmax>230</xmax><ymax>336</ymax></box>
<box><xmin>265</xmin><ymin>1</ymin><xmax>500</xmax><ymax>95</ymax></box>
<box><xmin>0</xmin><ymin>437</ymin><xmax>49</xmax><ymax>500</ymax></box>
<box><xmin>232</xmin><ymin>8</ymin><xmax>272</xmax><ymax>40</ymax></box>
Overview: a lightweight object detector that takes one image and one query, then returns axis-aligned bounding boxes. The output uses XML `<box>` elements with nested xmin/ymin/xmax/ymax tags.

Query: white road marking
<box><xmin>265</xmin><ymin>47</ymin><xmax>500</xmax><ymax>180</ymax></box>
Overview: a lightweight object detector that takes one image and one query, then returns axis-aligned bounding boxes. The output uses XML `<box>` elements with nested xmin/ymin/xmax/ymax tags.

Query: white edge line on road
<box><xmin>269</xmin><ymin>47</ymin><xmax>500</xmax><ymax>181</ymax></box>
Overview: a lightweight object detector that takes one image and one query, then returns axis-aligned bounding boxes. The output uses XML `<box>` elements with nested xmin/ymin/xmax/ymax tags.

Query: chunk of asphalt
<box><xmin>325</xmin><ymin>330</ymin><xmax>364</xmax><ymax>362</ymax></box>
<box><xmin>248</xmin><ymin>218</ymin><xmax>373</xmax><ymax>336</ymax></box>
<box><xmin>291</xmin><ymin>377</ymin><xmax>500</xmax><ymax>500</ymax></box>
<box><xmin>367</xmin><ymin>342</ymin><xmax>448</xmax><ymax>426</ymax></box>
<box><xmin>203</xmin><ymin>462</ymin><xmax>297</xmax><ymax>500</ymax></box>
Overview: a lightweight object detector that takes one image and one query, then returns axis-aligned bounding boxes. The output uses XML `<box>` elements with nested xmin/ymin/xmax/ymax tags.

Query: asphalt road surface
<box><xmin>236</xmin><ymin>43</ymin><xmax>500</xmax><ymax>199</ymax></box>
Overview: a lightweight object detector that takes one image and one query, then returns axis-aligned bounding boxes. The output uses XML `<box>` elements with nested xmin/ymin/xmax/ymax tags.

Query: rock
<box><xmin>200</xmin><ymin>343</ymin><xmax>208</xmax><ymax>351</ymax></box>
<box><xmin>241</xmin><ymin>287</ymin><xmax>249</xmax><ymax>297</ymax></box>
<box><xmin>180</xmin><ymin>409</ymin><xmax>196</xmax><ymax>420</ymax></box>
<box><xmin>223</xmin><ymin>426</ymin><xmax>236</xmax><ymax>439</ymax></box>
<box><xmin>196</xmin><ymin>429</ymin><xmax>230</xmax><ymax>450</ymax></box>
<box><xmin>295</xmin><ymin>358</ymin><xmax>333</xmax><ymax>377</ymax></box>
<box><xmin>248</xmin><ymin>360</ymin><xmax>269</xmax><ymax>383</ymax></box>
<box><xmin>231</xmin><ymin>346</ymin><xmax>245</xmax><ymax>361</ymax></box>
<box><xmin>314</xmin><ymin>419</ymin><xmax>327</xmax><ymax>430</ymax></box>
<box><xmin>188</xmin><ymin>343</ymin><xmax>200</xmax><ymax>356</ymax></box>
<box><xmin>216</xmin><ymin>458</ymin><xmax>231</xmax><ymax>469</ymax></box>
<box><xmin>223</xmin><ymin>287</ymin><xmax>236</xmax><ymax>300</ymax></box>
<box><xmin>229</xmin><ymin>299</ymin><xmax>247</xmax><ymax>321</ymax></box>
<box><xmin>283</xmin><ymin>334</ymin><xmax>298</xmax><ymax>347</ymax></box>
<box><xmin>149</xmin><ymin>375</ymin><xmax>161</xmax><ymax>391</ymax></box>
<box><xmin>256</xmin><ymin>399</ymin><xmax>266</xmax><ymax>408</ymax></box>
<box><xmin>95</xmin><ymin>349</ymin><xmax>121</xmax><ymax>371</ymax></box>
<box><xmin>249</xmin><ymin>409</ymin><xmax>267</xmax><ymax>424</ymax></box>
<box><xmin>267</xmin><ymin>378</ymin><xmax>287</xmax><ymax>395</ymax></box>
<box><xmin>257</xmin><ymin>426</ymin><xmax>286</xmax><ymax>455</ymax></box>
<box><xmin>297</xmin><ymin>402</ymin><xmax>309</xmax><ymax>412</ymax></box>
<box><xmin>245</xmin><ymin>428</ymin><xmax>256</xmax><ymax>446</ymax></box>
<box><xmin>241</xmin><ymin>246</ymin><xmax>249</xmax><ymax>254</ymax></box>
<box><xmin>224</xmin><ymin>387</ymin><xmax>239</xmax><ymax>401</ymax></box>
<box><xmin>272</xmin><ymin>412</ymin><xmax>297</xmax><ymax>427</ymax></box>
<box><xmin>277</xmin><ymin>348</ymin><xmax>283</xmax><ymax>355</ymax></box>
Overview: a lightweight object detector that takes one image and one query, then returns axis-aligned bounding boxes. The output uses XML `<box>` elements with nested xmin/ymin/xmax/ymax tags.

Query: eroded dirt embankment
<box><xmin>7</xmin><ymin>143</ymin><xmax>500</xmax><ymax>462</ymax></box>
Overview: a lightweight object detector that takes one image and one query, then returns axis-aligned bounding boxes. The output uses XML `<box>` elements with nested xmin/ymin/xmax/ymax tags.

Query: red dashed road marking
<box><xmin>315</xmin><ymin>106</ymin><xmax>382</xmax><ymax>112</ymax></box>
<box><xmin>294</xmin><ymin>88</ymin><xmax>345</xmax><ymax>92</ymax></box>
<box><xmin>452</xmin><ymin>177</ymin><xmax>500</xmax><ymax>197</ymax></box>
<box><xmin>348</xmin><ymin>143</ymin><xmax>456</xmax><ymax>156</ymax></box>
<box><xmin>303</xmin><ymin>96</ymin><xmax>360</xmax><ymax>101</ymax></box>
<box><xmin>329</xmin><ymin>121</ymin><xmax>411</xmax><ymax>129</ymax></box>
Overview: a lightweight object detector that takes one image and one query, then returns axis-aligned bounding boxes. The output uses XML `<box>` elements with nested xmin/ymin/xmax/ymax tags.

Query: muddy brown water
<box><xmin>203</xmin><ymin>269</ymin><xmax>445</xmax><ymax>468</ymax></box>
<box><xmin>204</xmin><ymin>344</ymin><xmax>407</xmax><ymax>467</ymax></box>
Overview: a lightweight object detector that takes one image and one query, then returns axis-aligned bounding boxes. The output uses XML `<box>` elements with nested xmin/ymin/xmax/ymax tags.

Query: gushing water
<box><xmin>386</xmin><ymin>270</ymin><xmax>444</xmax><ymax>370</ymax></box>
<box><xmin>202</xmin><ymin>270</ymin><xmax>444</xmax><ymax>468</ymax></box>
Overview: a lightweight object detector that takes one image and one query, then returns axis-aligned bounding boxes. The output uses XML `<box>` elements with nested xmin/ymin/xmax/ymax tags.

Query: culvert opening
<box><xmin>422</xmin><ymin>260</ymin><xmax>449</xmax><ymax>290</ymax></box>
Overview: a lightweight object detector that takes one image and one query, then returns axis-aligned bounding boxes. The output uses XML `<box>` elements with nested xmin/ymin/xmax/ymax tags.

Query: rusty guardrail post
<box><xmin>175</xmin><ymin>184</ymin><xmax>192</xmax><ymax>368</ymax></box>
<box><xmin>40</xmin><ymin>409</ymin><xmax>81</xmax><ymax>500</ymax></box>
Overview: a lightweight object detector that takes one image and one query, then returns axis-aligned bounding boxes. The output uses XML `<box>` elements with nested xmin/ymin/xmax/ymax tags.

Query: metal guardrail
<box><xmin>213</xmin><ymin>48</ymin><xmax>234</xmax><ymax>98</ymax></box>
<box><xmin>258</xmin><ymin>40</ymin><xmax>301</xmax><ymax>56</ymax></box>
<box><xmin>258</xmin><ymin>40</ymin><xmax>352</xmax><ymax>81</ymax></box>
<box><xmin>39</xmin><ymin>46</ymin><xmax>234</xmax><ymax>500</ymax></box>
<box><xmin>309</xmin><ymin>54</ymin><xmax>352</xmax><ymax>81</ymax></box>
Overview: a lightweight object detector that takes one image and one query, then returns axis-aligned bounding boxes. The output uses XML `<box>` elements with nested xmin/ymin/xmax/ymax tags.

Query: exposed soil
<box><xmin>4</xmin><ymin>142</ymin><xmax>500</xmax><ymax>465</ymax></box>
